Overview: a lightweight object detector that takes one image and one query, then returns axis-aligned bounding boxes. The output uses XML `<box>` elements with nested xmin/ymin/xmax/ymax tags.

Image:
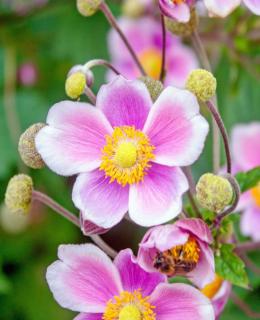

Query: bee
<box><xmin>153</xmin><ymin>249</ymin><xmax>198</xmax><ymax>277</ymax></box>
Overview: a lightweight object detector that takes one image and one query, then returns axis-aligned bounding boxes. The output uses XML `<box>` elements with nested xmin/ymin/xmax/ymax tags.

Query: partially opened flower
<box><xmin>231</xmin><ymin>122</ymin><xmax>260</xmax><ymax>240</ymax></box>
<box><xmin>36</xmin><ymin>76</ymin><xmax>209</xmax><ymax>229</ymax></box>
<box><xmin>108</xmin><ymin>17</ymin><xmax>198</xmax><ymax>88</ymax></box>
<box><xmin>204</xmin><ymin>0</ymin><xmax>260</xmax><ymax>17</ymax></box>
<box><xmin>201</xmin><ymin>275</ymin><xmax>231</xmax><ymax>319</ymax></box>
<box><xmin>46</xmin><ymin>243</ymin><xmax>215</xmax><ymax>319</ymax></box>
<box><xmin>138</xmin><ymin>218</ymin><xmax>215</xmax><ymax>288</ymax></box>
<box><xmin>159</xmin><ymin>0</ymin><xmax>195</xmax><ymax>23</ymax></box>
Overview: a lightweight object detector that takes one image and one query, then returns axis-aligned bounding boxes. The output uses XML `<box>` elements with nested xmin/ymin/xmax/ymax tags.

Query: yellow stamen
<box><xmin>170</xmin><ymin>236</ymin><xmax>200</xmax><ymax>264</ymax></box>
<box><xmin>251</xmin><ymin>183</ymin><xmax>260</xmax><ymax>207</ymax></box>
<box><xmin>139</xmin><ymin>49</ymin><xmax>162</xmax><ymax>80</ymax></box>
<box><xmin>100</xmin><ymin>126</ymin><xmax>155</xmax><ymax>186</ymax></box>
<box><xmin>103</xmin><ymin>290</ymin><xmax>156</xmax><ymax>320</ymax></box>
<box><xmin>201</xmin><ymin>274</ymin><xmax>223</xmax><ymax>299</ymax></box>
<box><xmin>172</xmin><ymin>0</ymin><xmax>186</xmax><ymax>4</ymax></box>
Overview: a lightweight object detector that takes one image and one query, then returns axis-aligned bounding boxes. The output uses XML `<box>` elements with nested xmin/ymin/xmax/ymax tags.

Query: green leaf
<box><xmin>215</xmin><ymin>243</ymin><xmax>249</xmax><ymax>288</ymax></box>
<box><xmin>235</xmin><ymin>167</ymin><xmax>260</xmax><ymax>193</ymax></box>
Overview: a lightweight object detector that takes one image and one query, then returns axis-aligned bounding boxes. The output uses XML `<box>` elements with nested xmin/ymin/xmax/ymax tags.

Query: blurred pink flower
<box><xmin>108</xmin><ymin>17</ymin><xmax>198</xmax><ymax>88</ymax></box>
<box><xmin>46</xmin><ymin>243</ymin><xmax>215</xmax><ymax>319</ymax></box>
<box><xmin>18</xmin><ymin>62</ymin><xmax>38</xmax><ymax>86</ymax></box>
<box><xmin>231</xmin><ymin>122</ymin><xmax>260</xmax><ymax>240</ymax></box>
<box><xmin>138</xmin><ymin>218</ymin><xmax>215</xmax><ymax>288</ymax></box>
<box><xmin>36</xmin><ymin>76</ymin><xmax>209</xmax><ymax>229</ymax></box>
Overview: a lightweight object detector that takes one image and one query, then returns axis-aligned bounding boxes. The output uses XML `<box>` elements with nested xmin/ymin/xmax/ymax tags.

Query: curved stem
<box><xmin>99</xmin><ymin>2</ymin><xmax>146</xmax><ymax>76</ymax></box>
<box><xmin>206</xmin><ymin>100</ymin><xmax>232</xmax><ymax>174</ymax></box>
<box><xmin>192</xmin><ymin>30</ymin><xmax>221</xmax><ymax>173</ymax></box>
<box><xmin>160</xmin><ymin>14</ymin><xmax>166</xmax><ymax>82</ymax></box>
<box><xmin>235</xmin><ymin>241</ymin><xmax>260</xmax><ymax>253</ymax></box>
<box><xmin>32</xmin><ymin>190</ymin><xmax>117</xmax><ymax>258</ymax></box>
<box><xmin>83</xmin><ymin>59</ymin><xmax>121</xmax><ymax>76</ymax></box>
<box><xmin>84</xmin><ymin>86</ymin><xmax>97</xmax><ymax>104</ymax></box>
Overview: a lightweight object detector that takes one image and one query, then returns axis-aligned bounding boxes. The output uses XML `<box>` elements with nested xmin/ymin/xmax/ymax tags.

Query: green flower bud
<box><xmin>196</xmin><ymin>173</ymin><xmax>233</xmax><ymax>212</ymax></box>
<box><xmin>5</xmin><ymin>174</ymin><xmax>33</xmax><ymax>215</ymax></box>
<box><xmin>122</xmin><ymin>0</ymin><xmax>145</xmax><ymax>18</ymax></box>
<box><xmin>77</xmin><ymin>0</ymin><xmax>103</xmax><ymax>17</ymax></box>
<box><xmin>186</xmin><ymin>69</ymin><xmax>217</xmax><ymax>102</ymax></box>
<box><xmin>165</xmin><ymin>8</ymin><xmax>198</xmax><ymax>37</ymax></box>
<box><xmin>65</xmin><ymin>71</ymin><xmax>86</xmax><ymax>99</ymax></box>
<box><xmin>139</xmin><ymin>76</ymin><xmax>164</xmax><ymax>102</ymax></box>
<box><xmin>18</xmin><ymin>123</ymin><xmax>46</xmax><ymax>169</ymax></box>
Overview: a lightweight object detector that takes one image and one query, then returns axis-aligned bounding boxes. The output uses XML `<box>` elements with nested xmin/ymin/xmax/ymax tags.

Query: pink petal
<box><xmin>46</xmin><ymin>244</ymin><xmax>122</xmax><ymax>313</ymax></box>
<box><xmin>138</xmin><ymin>225</ymin><xmax>189</xmax><ymax>273</ymax></box>
<box><xmin>150</xmin><ymin>283</ymin><xmax>215</xmax><ymax>320</ymax></box>
<box><xmin>231</xmin><ymin>122</ymin><xmax>260</xmax><ymax>171</ymax></box>
<box><xmin>74</xmin><ymin>314</ymin><xmax>102</xmax><ymax>320</ymax></box>
<box><xmin>35</xmin><ymin>101</ymin><xmax>112</xmax><ymax>176</ymax></box>
<box><xmin>187</xmin><ymin>241</ymin><xmax>215</xmax><ymax>288</ymax></box>
<box><xmin>96</xmin><ymin>76</ymin><xmax>152</xmax><ymax>130</ymax></box>
<box><xmin>143</xmin><ymin>87</ymin><xmax>209</xmax><ymax>167</ymax></box>
<box><xmin>175</xmin><ymin>218</ymin><xmax>213</xmax><ymax>244</ymax></box>
<box><xmin>79</xmin><ymin>213</ymin><xmax>109</xmax><ymax>236</ymax></box>
<box><xmin>204</xmin><ymin>0</ymin><xmax>241</xmax><ymax>17</ymax></box>
<box><xmin>129</xmin><ymin>163</ymin><xmax>188</xmax><ymax>227</ymax></box>
<box><xmin>213</xmin><ymin>281</ymin><xmax>232</xmax><ymax>319</ymax></box>
<box><xmin>159</xmin><ymin>1</ymin><xmax>191</xmax><ymax>23</ymax></box>
<box><xmin>244</xmin><ymin>0</ymin><xmax>260</xmax><ymax>14</ymax></box>
<box><xmin>114</xmin><ymin>249</ymin><xmax>166</xmax><ymax>296</ymax></box>
<box><xmin>240</xmin><ymin>206</ymin><xmax>260</xmax><ymax>241</ymax></box>
<box><xmin>72</xmin><ymin>170</ymin><xmax>129</xmax><ymax>229</ymax></box>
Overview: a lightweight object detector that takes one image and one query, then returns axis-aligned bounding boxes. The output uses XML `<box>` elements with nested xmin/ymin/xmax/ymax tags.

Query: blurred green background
<box><xmin>0</xmin><ymin>1</ymin><xmax>259</xmax><ymax>319</ymax></box>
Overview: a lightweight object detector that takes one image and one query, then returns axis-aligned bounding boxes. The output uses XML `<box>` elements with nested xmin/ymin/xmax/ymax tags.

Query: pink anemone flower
<box><xmin>231</xmin><ymin>122</ymin><xmax>260</xmax><ymax>240</ymax></box>
<box><xmin>203</xmin><ymin>0</ymin><xmax>260</xmax><ymax>17</ymax></box>
<box><xmin>108</xmin><ymin>17</ymin><xmax>198</xmax><ymax>88</ymax></box>
<box><xmin>46</xmin><ymin>243</ymin><xmax>215</xmax><ymax>320</ymax></box>
<box><xmin>138</xmin><ymin>218</ymin><xmax>215</xmax><ymax>288</ymax></box>
<box><xmin>201</xmin><ymin>275</ymin><xmax>231</xmax><ymax>319</ymax></box>
<box><xmin>36</xmin><ymin>76</ymin><xmax>209</xmax><ymax>229</ymax></box>
<box><xmin>159</xmin><ymin>0</ymin><xmax>195</xmax><ymax>22</ymax></box>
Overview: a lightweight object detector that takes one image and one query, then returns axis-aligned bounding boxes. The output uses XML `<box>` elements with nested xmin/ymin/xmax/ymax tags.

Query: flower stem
<box><xmin>32</xmin><ymin>190</ymin><xmax>117</xmax><ymax>258</ymax></box>
<box><xmin>160</xmin><ymin>14</ymin><xmax>166</xmax><ymax>82</ymax></box>
<box><xmin>192</xmin><ymin>30</ymin><xmax>221</xmax><ymax>173</ymax></box>
<box><xmin>99</xmin><ymin>2</ymin><xmax>146</xmax><ymax>76</ymax></box>
<box><xmin>83</xmin><ymin>59</ymin><xmax>121</xmax><ymax>75</ymax></box>
<box><xmin>230</xmin><ymin>291</ymin><xmax>260</xmax><ymax>319</ymax></box>
<box><xmin>84</xmin><ymin>86</ymin><xmax>97</xmax><ymax>105</ymax></box>
<box><xmin>206</xmin><ymin>100</ymin><xmax>232</xmax><ymax>174</ymax></box>
<box><xmin>235</xmin><ymin>241</ymin><xmax>260</xmax><ymax>253</ymax></box>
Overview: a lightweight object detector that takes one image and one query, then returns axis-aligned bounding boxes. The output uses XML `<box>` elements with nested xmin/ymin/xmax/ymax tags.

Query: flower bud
<box><xmin>5</xmin><ymin>174</ymin><xmax>33</xmax><ymax>215</ymax></box>
<box><xmin>77</xmin><ymin>0</ymin><xmax>103</xmax><ymax>17</ymax></box>
<box><xmin>18</xmin><ymin>123</ymin><xmax>46</xmax><ymax>169</ymax></box>
<box><xmin>122</xmin><ymin>0</ymin><xmax>145</xmax><ymax>18</ymax></box>
<box><xmin>165</xmin><ymin>8</ymin><xmax>198</xmax><ymax>37</ymax></box>
<box><xmin>0</xmin><ymin>204</ymin><xmax>29</xmax><ymax>234</ymax></box>
<box><xmin>65</xmin><ymin>71</ymin><xmax>86</xmax><ymax>99</ymax></box>
<box><xmin>196</xmin><ymin>173</ymin><xmax>233</xmax><ymax>212</ymax></box>
<box><xmin>139</xmin><ymin>76</ymin><xmax>164</xmax><ymax>102</ymax></box>
<box><xmin>186</xmin><ymin>69</ymin><xmax>217</xmax><ymax>102</ymax></box>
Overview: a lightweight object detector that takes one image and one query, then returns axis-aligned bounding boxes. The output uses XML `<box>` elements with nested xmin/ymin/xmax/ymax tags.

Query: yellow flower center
<box><xmin>251</xmin><ymin>183</ymin><xmax>260</xmax><ymax>207</ymax></box>
<box><xmin>100</xmin><ymin>126</ymin><xmax>155</xmax><ymax>186</ymax></box>
<box><xmin>172</xmin><ymin>0</ymin><xmax>186</xmax><ymax>4</ymax></box>
<box><xmin>139</xmin><ymin>49</ymin><xmax>162</xmax><ymax>80</ymax></box>
<box><xmin>201</xmin><ymin>274</ymin><xmax>223</xmax><ymax>299</ymax></box>
<box><xmin>103</xmin><ymin>290</ymin><xmax>156</xmax><ymax>320</ymax></box>
<box><xmin>154</xmin><ymin>237</ymin><xmax>200</xmax><ymax>276</ymax></box>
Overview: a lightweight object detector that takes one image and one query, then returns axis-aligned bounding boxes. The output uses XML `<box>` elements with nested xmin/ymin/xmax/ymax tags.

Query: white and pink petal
<box><xmin>204</xmin><ymin>0</ymin><xmax>241</xmax><ymax>17</ymax></box>
<box><xmin>244</xmin><ymin>0</ymin><xmax>260</xmax><ymax>14</ymax></box>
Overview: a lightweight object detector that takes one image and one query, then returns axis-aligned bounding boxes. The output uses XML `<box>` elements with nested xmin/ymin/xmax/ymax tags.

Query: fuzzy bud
<box><xmin>122</xmin><ymin>0</ymin><xmax>145</xmax><ymax>18</ymax></box>
<box><xmin>5</xmin><ymin>174</ymin><xmax>33</xmax><ymax>215</ymax></box>
<box><xmin>65</xmin><ymin>71</ymin><xmax>86</xmax><ymax>99</ymax></box>
<box><xmin>186</xmin><ymin>69</ymin><xmax>217</xmax><ymax>102</ymax></box>
<box><xmin>196</xmin><ymin>173</ymin><xmax>233</xmax><ymax>213</ymax></box>
<box><xmin>165</xmin><ymin>8</ymin><xmax>198</xmax><ymax>37</ymax></box>
<box><xmin>18</xmin><ymin>123</ymin><xmax>46</xmax><ymax>169</ymax></box>
<box><xmin>0</xmin><ymin>204</ymin><xmax>29</xmax><ymax>234</ymax></box>
<box><xmin>139</xmin><ymin>76</ymin><xmax>164</xmax><ymax>102</ymax></box>
<box><xmin>77</xmin><ymin>0</ymin><xmax>103</xmax><ymax>17</ymax></box>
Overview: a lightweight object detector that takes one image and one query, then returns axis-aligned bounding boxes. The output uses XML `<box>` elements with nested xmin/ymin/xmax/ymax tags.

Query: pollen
<box><xmin>100</xmin><ymin>126</ymin><xmax>155</xmax><ymax>186</ymax></box>
<box><xmin>171</xmin><ymin>236</ymin><xmax>200</xmax><ymax>264</ymax></box>
<box><xmin>103</xmin><ymin>290</ymin><xmax>156</xmax><ymax>320</ymax></box>
<box><xmin>201</xmin><ymin>274</ymin><xmax>223</xmax><ymax>299</ymax></box>
<box><xmin>251</xmin><ymin>183</ymin><xmax>260</xmax><ymax>207</ymax></box>
<box><xmin>139</xmin><ymin>49</ymin><xmax>162</xmax><ymax>80</ymax></box>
